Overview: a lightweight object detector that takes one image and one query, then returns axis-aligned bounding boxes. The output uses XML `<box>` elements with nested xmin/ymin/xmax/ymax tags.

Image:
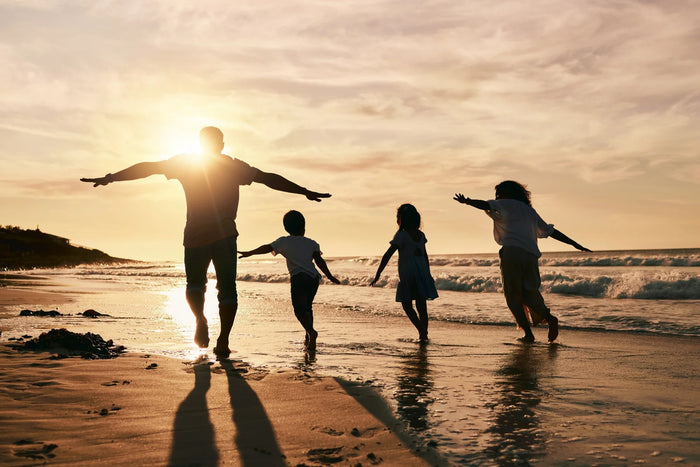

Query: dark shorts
<box><xmin>184</xmin><ymin>236</ymin><xmax>238</xmax><ymax>305</ymax></box>
<box><xmin>290</xmin><ymin>273</ymin><xmax>320</xmax><ymax>319</ymax></box>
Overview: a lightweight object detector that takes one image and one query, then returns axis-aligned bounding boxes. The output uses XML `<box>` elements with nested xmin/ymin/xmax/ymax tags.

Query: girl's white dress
<box><xmin>390</xmin><ymin>229</ymin><xmax>439</xmax><ymax>302</ymax></box>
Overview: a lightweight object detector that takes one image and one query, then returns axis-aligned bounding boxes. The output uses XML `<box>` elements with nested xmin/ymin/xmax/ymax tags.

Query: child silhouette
<box><xmin>239</xmin><ymin>210</ymin><xmax>340</xmax><ymax>350</ymax></box>
<box><xmin>454</xmin><ymin>181</ymin><xmax>590</xmax><ymax>343</ymax></box>
<box><xmin>371</xmin><ymin>204</ymin><xmax>438</xmax><ymax>342</ymax></box>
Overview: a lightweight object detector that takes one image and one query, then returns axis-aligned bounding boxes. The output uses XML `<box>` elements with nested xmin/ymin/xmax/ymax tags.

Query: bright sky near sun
<box><xmin>1</xmin><ymin>1</ymin><xmax>698</xmax><ymax>261</ymax></box>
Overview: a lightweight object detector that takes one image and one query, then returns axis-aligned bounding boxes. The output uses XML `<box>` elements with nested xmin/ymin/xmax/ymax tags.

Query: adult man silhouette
<box><xmin>81</xmin><ymin>126</ymin><xmax>330</xmax><ymax>357</ymax></box>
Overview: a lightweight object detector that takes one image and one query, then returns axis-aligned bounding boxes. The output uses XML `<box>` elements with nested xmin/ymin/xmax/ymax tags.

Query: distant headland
<box><xmin>0</xmin><ymin>225</ymin><xmax>132</xmax><ymax>269</ymax></box>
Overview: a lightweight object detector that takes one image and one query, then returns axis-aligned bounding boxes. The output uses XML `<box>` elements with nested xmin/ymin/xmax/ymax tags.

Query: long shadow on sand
<box><xmin>220</xmin><ymin>359</ymin><xmax>286</xmax><ymax>466</ymax></box>
<box><xmin>169</xmin><ymin>362</ymin><xmax>218</xmax><ymax>466</ymax></box>
<box><xmin>335</xmin><ymin>344</ymin><xmax>447</xmax><ymax>466</ymax></box>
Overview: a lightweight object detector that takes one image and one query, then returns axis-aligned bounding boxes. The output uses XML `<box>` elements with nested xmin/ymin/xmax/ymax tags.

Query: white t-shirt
<box><xmin>270</xmin><ymin>235</ymin><xmax>321</xmax><ymax>278</ymax></box>
<box><xmin>486</xmin><ymin>199</ymin><xmax>554</xmax><ymax>257</ymax></box>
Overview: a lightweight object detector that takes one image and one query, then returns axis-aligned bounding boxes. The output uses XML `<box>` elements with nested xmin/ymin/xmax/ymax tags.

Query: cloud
<box><xmin>1</xmin><ymin>0</ymin><xmax>698</xmax><ymax>257</ymax></box>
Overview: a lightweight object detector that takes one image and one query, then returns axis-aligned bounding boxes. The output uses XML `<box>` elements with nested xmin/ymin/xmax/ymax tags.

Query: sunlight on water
<box><xmin>161</xmin><ymin>288</ymin><xmax>195</xmax><ymax>329</ymax></box>
<box><xmin>159</xmin><ymin>283</ymin><xmax>222</xmax><ymax>351</ymax></box>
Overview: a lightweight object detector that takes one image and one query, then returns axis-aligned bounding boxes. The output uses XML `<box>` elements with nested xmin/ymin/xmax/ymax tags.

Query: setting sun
<box><xmin>1</xmin><ymin>2</ymin><xmax>698</xmax><ymax>466</ymax></box>
<box><xmin>158</xmin><ymin>126</ymin><xmax>201</xmax><ymax>156</ymax></box>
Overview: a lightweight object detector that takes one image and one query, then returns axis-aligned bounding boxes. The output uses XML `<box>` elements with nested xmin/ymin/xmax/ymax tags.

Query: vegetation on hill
<box><xmin>0</xmin><ymin>225</ymin><xmax>130</xmax><ymax>269</ymax></box>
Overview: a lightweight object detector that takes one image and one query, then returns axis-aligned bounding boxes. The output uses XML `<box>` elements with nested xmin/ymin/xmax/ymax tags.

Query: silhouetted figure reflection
<box><xmin>395</xmin><ymin>343</ymin><xmax>434</xmax><ymax>431</ymax></box>
<box><xmin>169</xmin><ymin>363</ymin><xmax>218</xmax><ymax>466</ymax></box>
<box><xmin>295</xmin><ymin>349</ymin><xmax>317</xmax><ymax>374</ymax></box>
<box><xmin>220</xmin><ymin>359</ymin><xmax>286</xmax><ymax>466</ymax></box>
<box><xmin>485</xmin><ymin>345</ymin><xmax>557</xmax><ymax>466</ymax></box>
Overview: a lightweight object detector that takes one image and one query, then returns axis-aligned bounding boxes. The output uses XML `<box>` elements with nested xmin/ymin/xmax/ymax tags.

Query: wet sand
<box><xmin>0</xmin><ymin>345</ymin><xmax>440</xmax><ymax>466</ymax></box>
<box><xmin>1</xmin><ymin>280</ymin><xmax>698</xmax><ymax>465</ymax></box>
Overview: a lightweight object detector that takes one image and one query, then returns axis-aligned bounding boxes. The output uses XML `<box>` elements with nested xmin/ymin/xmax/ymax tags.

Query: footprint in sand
<box><xmin>312</xmin><ymin>426</ymin><xmax>344</xmax><ymax>436</ymax></box>
<box><xmin>350</xmin><ymin>427</ymin><xmax>379</xmax><ymax>438</ymax></box>
<box><xmin>12</xmin><ymin>440</ymin><xmax>58</xmax><ymax>460</ymax></box>
<box><xmin>307</xmin><ymin>447</ymin><xmax>344</xmax><ymax>464</ymax></box>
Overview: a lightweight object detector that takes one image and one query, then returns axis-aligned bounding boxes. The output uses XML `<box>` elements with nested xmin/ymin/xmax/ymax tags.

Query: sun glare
<box><xmin>159</xmin><ymin>128</ymin><xmax>201</xmax><ymax>156</ymax></box>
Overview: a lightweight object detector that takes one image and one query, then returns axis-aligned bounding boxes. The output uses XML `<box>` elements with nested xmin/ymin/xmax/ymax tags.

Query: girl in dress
<box><xmin>370</xmin><ymin>204</ymin><xmax>438</xmax><ymax>341</ymax></box>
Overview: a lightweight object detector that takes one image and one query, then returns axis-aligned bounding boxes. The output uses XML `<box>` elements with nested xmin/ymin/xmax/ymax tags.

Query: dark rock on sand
<box><xmin>18</xmin><ymin>328</ymin><xmax>125</xmax><ymax>359</ymax></box>
<box><xmin>20</xmin><ymin>309</ymin><xmax>62</xmax><ymax>317</ymax></box>
<box><xmin>82</xmin><ymin>309</ymin><xmax>109</xmax><ymax>318</ymax></box>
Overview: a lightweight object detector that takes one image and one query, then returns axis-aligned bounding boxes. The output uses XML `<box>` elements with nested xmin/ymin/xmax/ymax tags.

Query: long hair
<box><xmin>495</xmin><ymin>180</ymin><xmax>531</xmax><ymax>206</ymax></box>
<box><xmin>396</xmin><ymin>204</ymin><xmax>421</xmax><ymax>230</ymax></box>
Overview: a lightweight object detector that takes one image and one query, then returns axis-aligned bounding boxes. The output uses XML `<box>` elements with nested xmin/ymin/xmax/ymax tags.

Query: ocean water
<box><xmin>1</xmin><ymin>248</ymin><xmax>698</xmax><ymax>465</ymax></box>
<box><xmin>23</xmin><ymin>247</ymin><xmax>697</xmax><ymax>338</ymax></box>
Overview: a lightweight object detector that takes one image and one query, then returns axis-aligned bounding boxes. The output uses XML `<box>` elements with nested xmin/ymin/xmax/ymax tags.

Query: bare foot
<box><xmin>518</xmin><ymin>334</ymin><xmax>535</xmax><ymax>343</ymax></box>
<box><xmin>548</xmin><ymin>316</ymin><xmax>559</xmax><ymax>342</ymax></box>
<box><xmin>213</xmin><ymin>337</ymin><xmax>230</xmax><ymax>359</ymax></box>
<box><xmin>213</xmin><ymin>346</ymin><xmax>230</xmax><ymax>360</ymax></box>
<box><xmin>306</xmin><ymin>329</ymin><xmax>318</xmax><ymax>351</ymax></box>
<box><xmin>194</xmin><ymin>320</ymin><xmax>209</xmax><ymax>348</ymax></box>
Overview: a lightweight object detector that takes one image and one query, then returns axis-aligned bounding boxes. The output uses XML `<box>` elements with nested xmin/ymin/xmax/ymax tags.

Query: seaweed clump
<box><xmin>20</xmin><ymin>328</ymin><xmax>125</xmax><ymax>359</ymax></box>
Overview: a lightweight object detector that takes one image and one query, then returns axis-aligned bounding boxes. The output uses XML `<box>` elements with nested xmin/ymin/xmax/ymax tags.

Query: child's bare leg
<box><xmin>401</xmin><ymin>300</ymin><xmax>424</xmax><ymax>339</ymax></box>
<box><xmin>186</xmin><ymin>289</ymin><xmax>209</xmax><ymax>348</ymax></box>
<box><xmin>297</xmin><ymin>312</ymin><xmax>318</xmax><ymax>350</ymax></box>
<box><xmin>505</xmin><ymin>296</ymin><xmax>535</xmax><ymax>342</ymax></box>
<box><xmin>546</xmin><ymin>314</ymin><xmax>558</xmax><ymax>342</ymax></box>
<box><xmin>416</xmin><ymin>299</ymin><xmax>429</xmax><ymax>341</ymax></box>
<box><xmin>522</xmin><ymin>290</ymin><xmax>558</xmax><ymax>342</ymax></box>
<box><xmin>291</xmin><ymin>274</ymin><xmax>319</xmax><ymax>350</ymax></box>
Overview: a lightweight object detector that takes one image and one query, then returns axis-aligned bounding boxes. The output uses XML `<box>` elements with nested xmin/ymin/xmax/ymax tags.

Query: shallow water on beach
<box><xmin>1</xmin><ymin>267</ymin><xmax>699</xmax><ymax>465</ymax></box>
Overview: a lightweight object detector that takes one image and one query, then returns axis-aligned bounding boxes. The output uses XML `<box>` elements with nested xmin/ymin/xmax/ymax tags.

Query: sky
<box><xmin>1</xmin><ymin>0</ymin><xmax>698</xmax><ymax>261</ymax></box>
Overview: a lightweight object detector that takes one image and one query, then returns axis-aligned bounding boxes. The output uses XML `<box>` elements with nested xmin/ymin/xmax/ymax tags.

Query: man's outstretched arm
<box><xmin>81</xmin><ymin>161</ymin><xmax>168</xmax><ymax>187</ymax></box>
<box><xmin>253</xmin><ymin>171</ymin><xmax>331</xmax><ymax>202</ymax></box>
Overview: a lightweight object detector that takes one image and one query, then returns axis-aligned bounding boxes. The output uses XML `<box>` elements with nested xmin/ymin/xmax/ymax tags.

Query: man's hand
<box><xmin>328</xmin><ymin>276</ymin><xmax>341</xmax><ymax>284</ymax></box>
<box><xmin>305</xmin><ymin>191</ymin><xmax>331</xmax><ymax>202</ymax></box>
<box><xmin>453</xmin><ymin>193</ymin><xmax>468</xmax><ymax>204</ymax></box>
<box><xmin>80</xmin><ymin>175</ymin><xmax>112</xmax><ymax>187</ymax></box>
<box><xmin>238</xmin><ymin>250</ymin><xmax>252</xmax><ymax>259</ymax></box>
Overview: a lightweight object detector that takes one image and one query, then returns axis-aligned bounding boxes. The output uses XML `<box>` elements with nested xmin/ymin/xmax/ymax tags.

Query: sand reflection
<box><xmin>484</xmin><ymin>344</ymin><xmax>557</xmax><ymax>465</ymax></box>
<box><xmin>395</xmin><ymin>343</ymin><xmax>434</xmax><ymax>431</ymax></box>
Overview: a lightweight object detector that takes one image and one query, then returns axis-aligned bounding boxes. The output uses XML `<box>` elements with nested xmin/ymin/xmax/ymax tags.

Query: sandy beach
<box><xmin>1</xmin><ymin>274</ymin><xmax>699</xmax><ymax>466</ymax></box>
<box><xmin>0</xmin><ymin>346</ymin><xmax>438</xmax><ymax>466</ymax></box>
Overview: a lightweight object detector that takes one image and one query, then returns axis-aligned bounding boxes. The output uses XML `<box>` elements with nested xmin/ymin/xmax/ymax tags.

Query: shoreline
<box><xmin>1</xmin><ymin>278</ymin><xmax>699</xmax><ymax>465</ymax></box>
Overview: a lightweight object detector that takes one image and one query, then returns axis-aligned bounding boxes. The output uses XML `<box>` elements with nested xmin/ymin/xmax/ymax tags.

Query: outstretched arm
<box><xmin>81</xmin><ymin>161</ymin><xmax>168</xmax><ymax>187</ymax></box>
<box><xmin>253</xmin><ymin>171</ymin><xmax>331</xmax><ymax>202</ymax></box>
<box><xmin>550</xmin><ymin>229</ymin><xmax>591</xmax><ymax>252</ymax></box>
<box><xmin>453</xmin><ymin>193</ymin><xmax>490</xmax><ymax>211</ymax></box>
<box><xmin>370</xmin><ymin>245</ymin><xmax>398</xmax><ymax>286</ymax></box>
<box><xmin>238</xmin><ymin>244</ymin><xmax>274</xmax><ymax>258</ymax></box>
<box><xmin>313</xmin><ymin>251</ymin><xmax>341</xmax><ymax>284</ymax></box>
